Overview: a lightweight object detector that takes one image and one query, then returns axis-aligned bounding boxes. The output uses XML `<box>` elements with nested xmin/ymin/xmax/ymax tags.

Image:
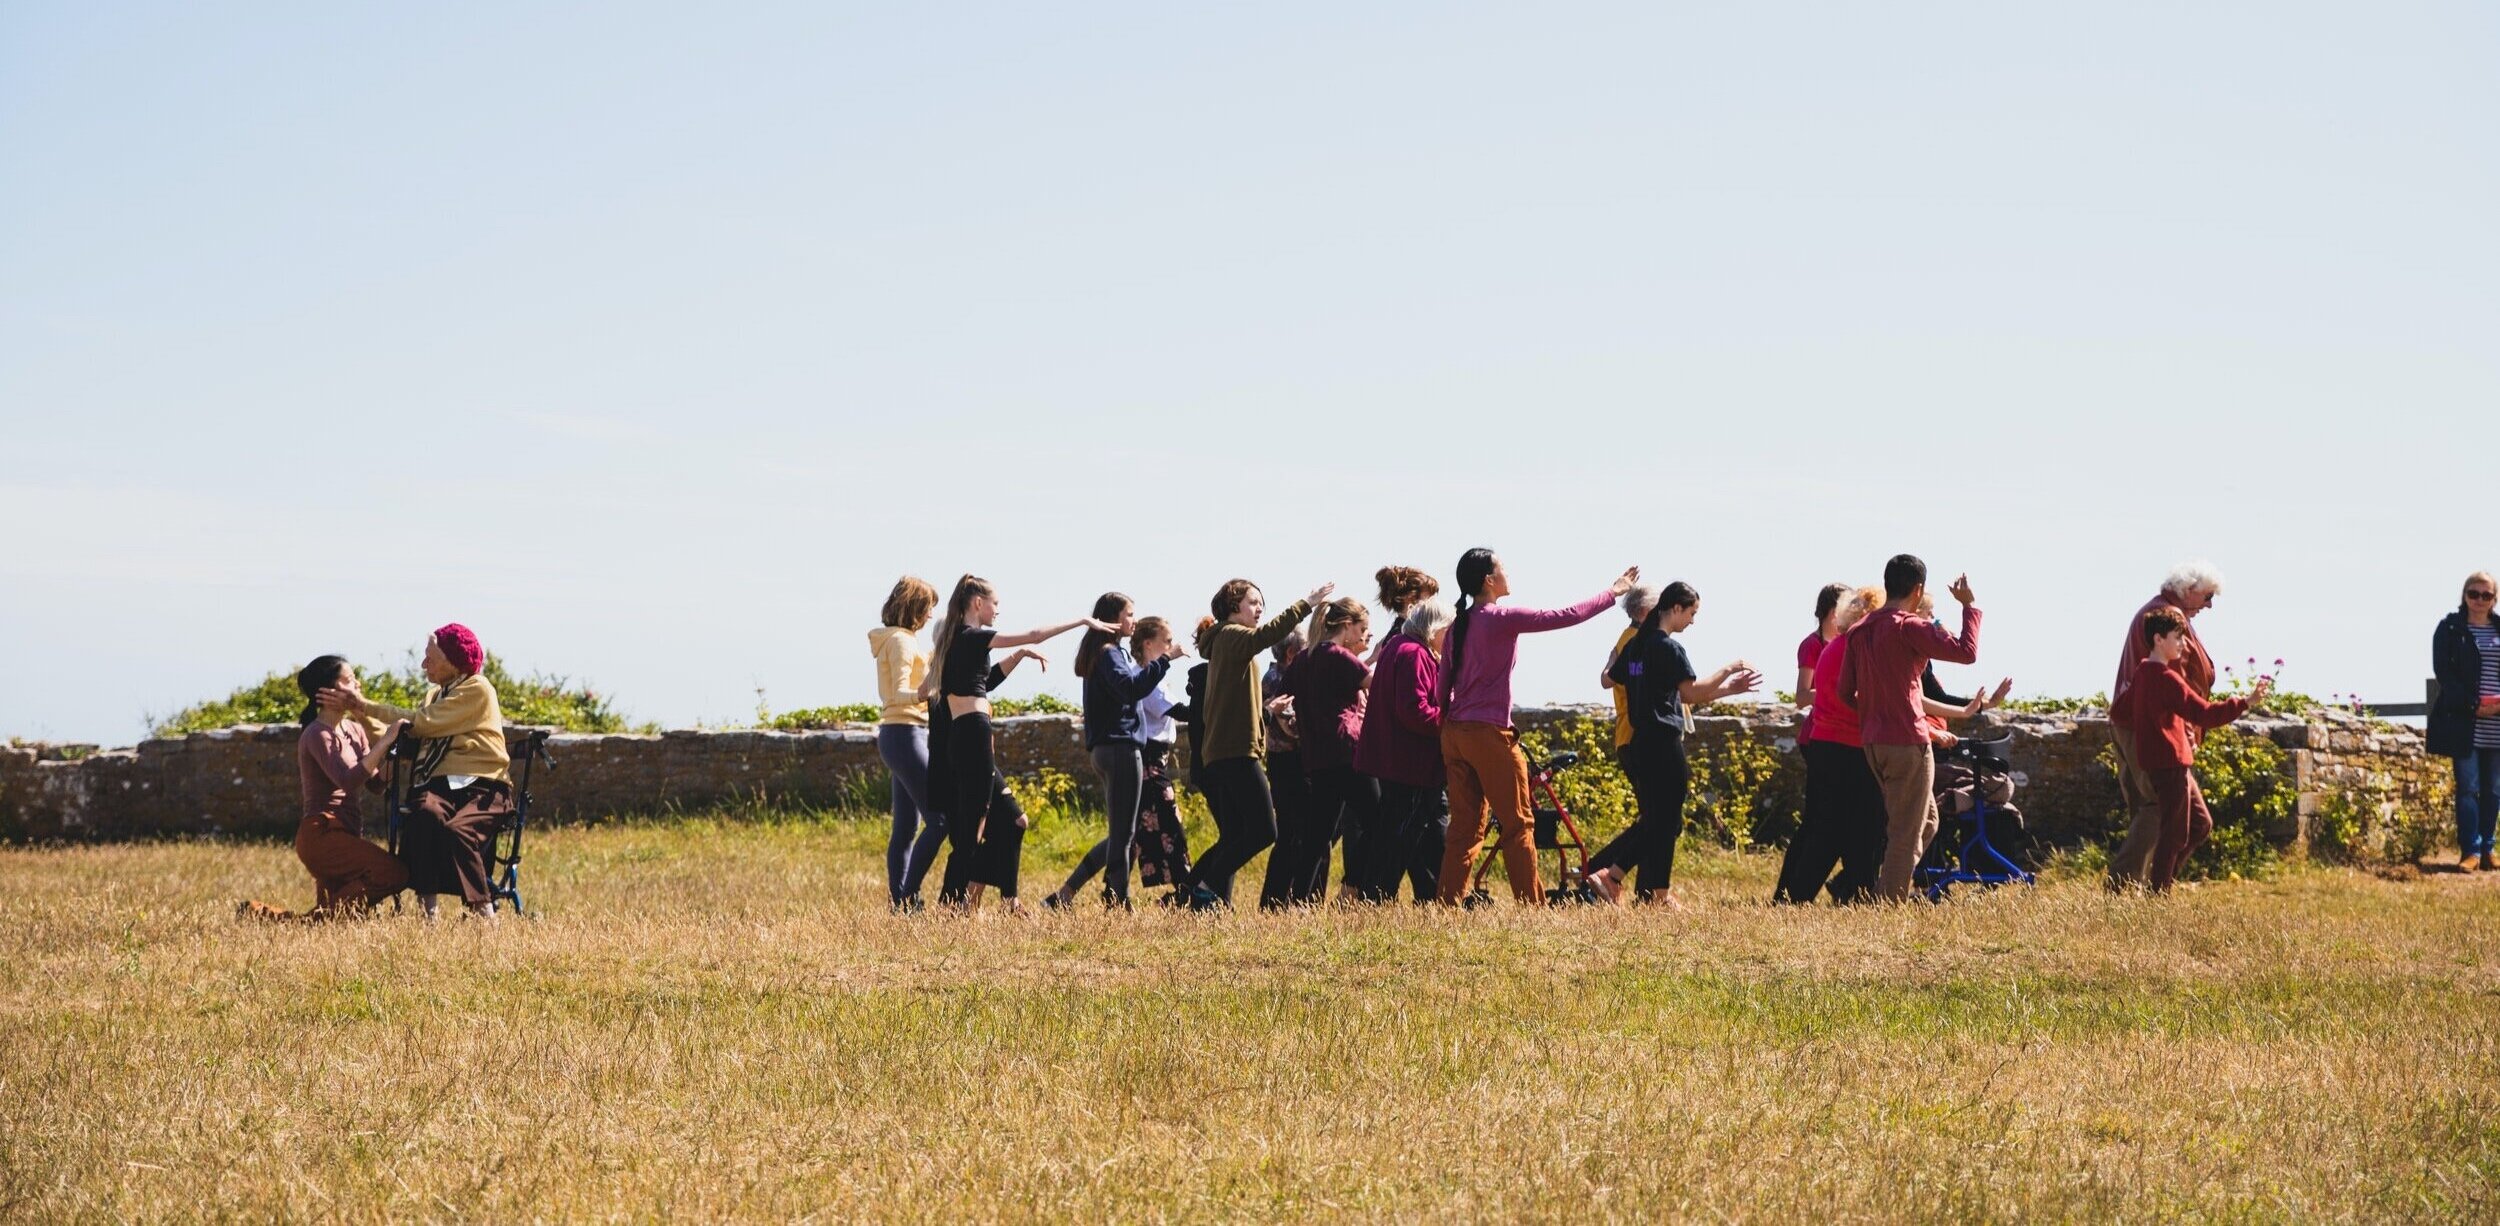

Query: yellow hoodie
<box><xmin>869</xmin><ymin>626</ymin><xmax>930</xmax><ymax>726</ymax></box>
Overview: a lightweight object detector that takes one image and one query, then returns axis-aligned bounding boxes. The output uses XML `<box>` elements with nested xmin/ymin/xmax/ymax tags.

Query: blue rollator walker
<box><xmin>384</xmin><ymin>726</ymin><xmax>555</xmax><ymax>916</ymax></box>
<box><xmin>1915</xmin><ymin>728</ymin><xmax>2035</xmax><ymax>902</ymax></box>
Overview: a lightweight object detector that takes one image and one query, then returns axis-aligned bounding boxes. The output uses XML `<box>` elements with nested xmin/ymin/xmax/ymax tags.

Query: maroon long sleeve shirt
<box><xmin>1837</xmin><ymin>604</ymin><xmax>1982</xmax><ymax>747</ymax></box>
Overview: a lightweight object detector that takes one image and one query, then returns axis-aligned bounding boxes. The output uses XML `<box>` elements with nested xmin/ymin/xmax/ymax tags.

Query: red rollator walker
<box><xmin>1463</xmin><ymin>750</ymin><xmax>1600</xmax><ymax>906</ymax></box>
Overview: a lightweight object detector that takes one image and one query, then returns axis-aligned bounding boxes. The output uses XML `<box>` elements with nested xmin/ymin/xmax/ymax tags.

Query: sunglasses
<box><xmin>2471</xmin><ymin>590</ymin><xmax>2498</xmax><ymax>601</ymax></box>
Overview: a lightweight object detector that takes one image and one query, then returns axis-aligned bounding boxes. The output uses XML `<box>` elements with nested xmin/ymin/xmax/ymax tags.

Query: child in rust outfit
<box><xmin>2113</xmin><ymin>606</ymin><xmax>2270</xmax><ymax>891</ymax></box>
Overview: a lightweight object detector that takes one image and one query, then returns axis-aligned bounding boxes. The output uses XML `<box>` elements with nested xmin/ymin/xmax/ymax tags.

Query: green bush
<box><xmin>151</xmin><ymin>656</ymin><xmax>645</xmax><ymax>736</ymax></box>
<box><xmin>764</xmin><ymin>694</ymin><xmax>1079</xmax><ymax>731</ymax></box>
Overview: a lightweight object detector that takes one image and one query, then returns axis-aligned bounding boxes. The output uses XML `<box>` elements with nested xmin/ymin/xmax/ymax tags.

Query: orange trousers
<box><xmin>1437</xmin><ymin>721</ymin><xmax>1542</xmax><ymax>905</ymax></box>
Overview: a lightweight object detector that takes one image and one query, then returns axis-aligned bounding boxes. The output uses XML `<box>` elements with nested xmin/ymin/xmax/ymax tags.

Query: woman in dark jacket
<box><xmin>2429</xmin><ymin>571</ymin><xmax>2500</xmax><ymax>871</ymax></box>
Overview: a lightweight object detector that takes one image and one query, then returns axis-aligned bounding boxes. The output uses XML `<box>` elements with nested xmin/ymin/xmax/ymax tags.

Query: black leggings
<box><xmin>937</xmin><ymin>712</ymin><xmax>1025</xmax><ymax>900</ymax></box>
<box><xmin>1588</xmin><ymin>731</ymin><xmax>1690</xmax><ymax>897</ymax></box>
<box><xmin>1281</xmin><ymin>764</ymin><xmax>1376</xmax><ymax>906</ymax></box>
<box><xmin>1775</xmin><ymin>739</ymin><xmax>1887</xmax><ymax>905</ymax></box>
<box><xmin>1192</xmin><ymin>756</ymin><xmax>1277</xmax><ymax>903</ymax></box>
<box><xmin>1257</xmin><ymin>751</ymin><xmax>1311</xmax><ymax>909</ymax></box>
<box><xmin>1058</xmin><ymin>743</ymin><xmax>1146</xmax><ymax>904</ymax></box>
<box><xmin>1358</xmin><ymin>780</ymin><xmax>1447</xmax><ymax>902</ymax></box>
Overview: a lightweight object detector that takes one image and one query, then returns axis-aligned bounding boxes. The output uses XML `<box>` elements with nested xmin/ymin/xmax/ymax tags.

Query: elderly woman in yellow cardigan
<box><xmin>323</xmin><ymin>623</ymin><xmax>511</xmax><ymax>920</ymax></box>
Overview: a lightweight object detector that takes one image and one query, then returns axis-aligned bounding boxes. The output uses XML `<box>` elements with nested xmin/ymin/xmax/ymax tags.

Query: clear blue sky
<box><xmin>5</xmin><ymin>2</ymin><xmax>2495</xmax><ymax>744</ymax></box>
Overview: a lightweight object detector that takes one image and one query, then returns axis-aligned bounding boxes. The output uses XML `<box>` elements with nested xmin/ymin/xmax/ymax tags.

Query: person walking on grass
<box><xmin>1280</xmin><ymin>598</ymin><xmax>1375</xmax><ymax>906</ymax></box>
<box><xmin>1774</xmin><ymin>585</ymin><xmax>1888</xmax><ymax>905</ymax></box>
<box><xmin>1183</xmin><ymin>577</ymin><xmax>1335</xmax><ymax>911</ymax></box>
<box><xmin>1582</xmin><ymin>583</ymin><xmax>1762</xmax><ymax>909</ymax></box>
<box><xmin>2430</xmin><ymin>571</ymin><xmax>2500</xmax><ymax>872</ymax></box>
<box><xmin>1352</xmin><ymin>598</ymin><xmax>1453</xmax><ymax>902</ymax></box>
<box><xmin>1603</xmin><ymin>583</ymin><xmax>1660</xmax><ymax>763</ymax></box>
<box><xmin>1435</xmin><ymin>549</ymin><xmax>1640</xmax><ymax>907</ymax></box>
<box><xmin>2105</xmin><ymin>562</ymin><xmax>2224</xmax><ymax>890</ymax></box>
<box><xmin>1046</xmin><ymin>594</ymin><xmax>1186</xmax><ymax>910</ymax></box>
<box><xmin>2113</xmin><ymin>606</ymin><xmax>2269</xmax><ymax>891</ymax></box>
<box><xmin>869</xmin><ymin>575</ymin><xmax>946</xmax><ymax>911</ymax></box>
<box><xmin>924</xmin><ymin>575</ymin><xmax>1116</xmax><ymax>916</ymax></box>
<box><xmin>1836</xmin><ymin>555</ymin><xmax>1981</xmax><ymax>903</ymax></box>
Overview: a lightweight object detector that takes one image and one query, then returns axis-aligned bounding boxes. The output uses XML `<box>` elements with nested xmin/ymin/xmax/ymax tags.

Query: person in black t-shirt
<box><xmin>1583</xmin><ymin>582</ymin><xmax>1763</xmax><ymax>909</ymax></box>
<box><xmin>923</xmin><ymin>573</ymin><xmax>1118</xmax><ymax>915</ymax></box>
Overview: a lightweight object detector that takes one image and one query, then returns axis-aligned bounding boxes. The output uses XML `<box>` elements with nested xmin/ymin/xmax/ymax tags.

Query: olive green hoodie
<box><xmin>1194</xmin><ymin>600</ymin><xmax>1311</xmax><ymax>765</ymax></box>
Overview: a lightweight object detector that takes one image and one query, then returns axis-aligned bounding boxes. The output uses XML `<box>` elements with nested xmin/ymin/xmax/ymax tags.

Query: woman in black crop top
<box><xmin>921</xmin><ymin>573</ymin><xmax>1118</xmax><ymax>914</ymax></box>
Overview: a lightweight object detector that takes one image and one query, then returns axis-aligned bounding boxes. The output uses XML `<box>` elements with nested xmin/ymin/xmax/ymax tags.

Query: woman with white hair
<box><xmin>1350</xmin><ymin>598</ymin><xmax>1454</xmax><ymax>901</ymax></box>
<box><xmin>2106</xmin><ymin>561</ymin><xmax>2224</xmax><ymax>889</ymax></box>
<box><xmin>1604</xmin><ymin>583</ymin><xmax>1661</xmax><ymax>762</ymax></box>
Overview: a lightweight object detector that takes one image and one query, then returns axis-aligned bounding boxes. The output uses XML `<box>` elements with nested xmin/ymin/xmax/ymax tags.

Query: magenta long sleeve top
<box><xmin>1440</xmin><ymin>590</ymin><xmax>1618</xmax><ymax>728</ymax></box>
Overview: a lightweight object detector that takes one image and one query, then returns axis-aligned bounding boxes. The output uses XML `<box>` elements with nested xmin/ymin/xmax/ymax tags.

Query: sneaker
<box><xmin>1185</xmin><ymin>883</ymin><xmax>1226</xmax><ymax>912</ymax></box>
<box><xmin>890</xmin><ymin>896</ymin><xmax>926</xmax><ymax>915</ymax></box>
<box><xmin>1041</xmin><ymin>892</ymin><xmax>1070</xmax><ymax>912</ymax></box>
<box><xmin>2463</xmin><ymin>854</ymin><xmax>2480</xmax><ymax>873</ymax></box>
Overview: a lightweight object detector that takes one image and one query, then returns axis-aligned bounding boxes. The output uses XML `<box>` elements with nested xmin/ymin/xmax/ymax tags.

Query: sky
<box><xmin>4</xmin><ymin>2</ymin><xmax>2495</xmax><ymax>745</ymax></box>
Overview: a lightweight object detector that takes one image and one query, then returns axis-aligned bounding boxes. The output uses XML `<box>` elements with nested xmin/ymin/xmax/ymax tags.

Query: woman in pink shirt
<box><xmin>1434</xmin><ymin>548</ymin><xmax>1639</xmax><ymax>906</ymax></box>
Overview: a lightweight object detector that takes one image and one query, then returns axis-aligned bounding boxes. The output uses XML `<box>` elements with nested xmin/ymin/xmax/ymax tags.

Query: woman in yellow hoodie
<box><xmin>322</xmin><ymin>623</ymin><xmax>510</xmax><ymax>920</ymax></box>
<box><xmin>870</xmin><ymin>576</ymin><xmax>943</xmax><ymax>911</ymax></box>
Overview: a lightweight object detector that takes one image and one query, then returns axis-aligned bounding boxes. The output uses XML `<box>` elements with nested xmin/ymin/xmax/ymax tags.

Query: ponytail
<box><xmin>933</xmin><ymin>574</ymin><xmax>993</xmax><ymax>677</ymax></box>
<box><xmin>1073</xmin><ymin>591</ymin><xmax>1131</xmax><ymax>679</ymax></box>
<box><xmin>1446</xmin><ymin>548</ymin><xmax>1497</xmax><ymax>692</ymax></box>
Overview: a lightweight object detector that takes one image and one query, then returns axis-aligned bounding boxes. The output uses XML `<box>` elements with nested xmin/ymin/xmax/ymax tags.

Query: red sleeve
<box><xmin>1837</xmin><ymin>625</ymin><xmax>1865</xmax><ymax>711</ymax></box>
<box><xmin>2179</xmin><ymin>686</ymin><xmax>2253</xmax><ymax>730</ymax></box>
<box><xmin>1915</xmin><ymin>606</ymin><xmax>1981</xmax><ymax>665</ymax></box>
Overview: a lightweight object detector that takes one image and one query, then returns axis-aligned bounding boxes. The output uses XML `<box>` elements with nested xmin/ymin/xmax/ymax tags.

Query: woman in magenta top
<box><xmin>1433</xmin><ymin>548</ymin><xmax>1639</xmax><ymax>906</ymax></box>
<box><xmin>1775</xmin><ymin>587</ymin><xmax>1888</xmax><ymax>905</ymax></box>
<box><xmin>1352</xmin><ymin>598</ymin><xmax>1452</xmax><ymax>902</ymax></box>
<box><xmin>1274</xmin><ymin>598</ymin><xmax>1374</xmax><ymax>905</ymax></box>
<box><xmin>1795</xmin><ymin>582</ymin><xmax>1851</xmax><ymax>744</ymax></box>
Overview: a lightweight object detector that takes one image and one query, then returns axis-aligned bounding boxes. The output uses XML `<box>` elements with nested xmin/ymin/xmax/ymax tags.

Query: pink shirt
<box><xmin>1796</xmin><ymin>631</ymin><xmax>1830</xmax><ymax>672</ymax></box>
<box><xmin>1442</xmin><ymin>590</ymin><xmax>1618</xmax><ymax>727</ymax></box>
<box><xmin>298</xmin><ymin>719</ymin><xmax>372</xmax><ymax>831</ymax></box>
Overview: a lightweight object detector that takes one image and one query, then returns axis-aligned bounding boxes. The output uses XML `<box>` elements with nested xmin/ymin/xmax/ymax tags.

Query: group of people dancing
<box><xmin>866</xmin><ymin>547</ymin><xmax>2270</xmax><ymax>916</ymax></box>
<box><xmin>240</xmin><ymin>623</ymin><xmax>518</xmax><ymax>921</ymax></box>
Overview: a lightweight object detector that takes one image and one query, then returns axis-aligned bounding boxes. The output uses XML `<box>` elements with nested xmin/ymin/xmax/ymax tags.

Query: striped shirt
<box><xmin>2472</xmin><ymin>623</ymin><xmax>2500</xmax><ymax>748</ymax></box>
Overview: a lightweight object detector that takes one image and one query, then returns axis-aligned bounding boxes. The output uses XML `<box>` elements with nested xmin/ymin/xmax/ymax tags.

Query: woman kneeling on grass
<box><xmin>322</xmin><ymin>624</ymin><xmax>511</xmax><ymax>921</ymax></box>
<box><xmin>924</xmin><ymin>575</ymin><xmax>1116</xmax><ymax>916</ymax></box>
<box><xmin>1582</xmin><ymin>582</ymin><xmax>1762</xmax><ymax>909</ymax></box>
<box><xmin>1436</xmin><ymin>549</ymin><xmax>1639</xmax><ymax>907</ymax></box>
<box><xmin>239</xmin><ymin>655</ymin><xmax>412</xmax><ymax>921</ymax></box>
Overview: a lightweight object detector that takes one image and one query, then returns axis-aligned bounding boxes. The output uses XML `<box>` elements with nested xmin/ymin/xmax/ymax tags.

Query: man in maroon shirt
<box><xmin>1837</xmin><ymin>554</ymin><xmax>1982</xmax><ymax>901</ymax></box>
<box><xmin>2104</xmin><ymin>563</ymin><xmax>2222</xmax><ymax>890</ymax></box>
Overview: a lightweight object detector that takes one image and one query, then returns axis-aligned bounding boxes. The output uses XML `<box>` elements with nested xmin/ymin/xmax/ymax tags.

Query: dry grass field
<box><xmin>4</xmin><ymin>816</ymin><xmax>2497</xmax><ymax>1222</ymax></box>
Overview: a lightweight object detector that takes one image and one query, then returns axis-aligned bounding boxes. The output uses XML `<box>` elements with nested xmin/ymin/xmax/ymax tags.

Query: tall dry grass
<box><xmin>2</xmin><ymin>818</ymin><xmax>2496</xmax><ymax>1222</ymax></box>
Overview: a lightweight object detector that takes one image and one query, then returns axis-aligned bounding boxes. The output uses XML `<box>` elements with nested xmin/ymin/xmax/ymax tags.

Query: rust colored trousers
<box><xmin>1437</xmin><ymin>721</ymin><xmax>1542</xmax><ymax>905</ymax></box>
<box><xmin>294</xmin><ymin>812</ymin><xmax>408</xmax><ymax>914</ymax></box>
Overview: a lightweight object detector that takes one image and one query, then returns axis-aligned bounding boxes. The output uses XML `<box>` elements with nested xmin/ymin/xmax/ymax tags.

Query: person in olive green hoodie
<box><xmin>1181</xmin><ymin>576</ymin><xmax>1335</xmax><ymax>910</ymax></box>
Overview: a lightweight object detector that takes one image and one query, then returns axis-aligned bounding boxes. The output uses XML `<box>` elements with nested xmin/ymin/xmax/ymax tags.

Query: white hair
<box><xmin>2161</xmin><ymin>560</ymin><xmax>2225</xmax><ymax>599</ymax></box>
<box><xmin>1403</xmin><ymin>598</ymin><xmax>1454</xmax><ymax>646</ymax></box>
<box><xmin>1620</xmin><ymin>583</ymin><xmax>1660</xmax><ymax>620</ymax></box>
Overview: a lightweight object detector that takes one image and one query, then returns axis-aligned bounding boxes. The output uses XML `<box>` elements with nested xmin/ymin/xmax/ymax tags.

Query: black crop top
<box><xmin>941</xmin><ymin>626</ymin><xmax>1006</xmax><ymax>698</ymax></box>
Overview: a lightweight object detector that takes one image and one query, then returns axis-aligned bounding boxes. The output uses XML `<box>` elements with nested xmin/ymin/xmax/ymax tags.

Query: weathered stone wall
<box><xmin>0</xmin><ymin>706</ymin><xmax>2452</xmax><ymax>859</ymax></box>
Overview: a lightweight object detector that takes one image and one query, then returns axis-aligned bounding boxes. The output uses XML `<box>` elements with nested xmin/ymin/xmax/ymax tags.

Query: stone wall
<box><xmin>0</xmin><ymin>707</ymin><xmax>2453</xmax><ymax>860</ymax></box>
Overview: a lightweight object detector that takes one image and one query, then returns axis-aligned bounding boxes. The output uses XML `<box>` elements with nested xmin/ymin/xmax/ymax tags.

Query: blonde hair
<box><xmin>1842</xmin><ymin>585</ymin><xmax>1885</xmax><ymax>629</ymax></box>
<box><xmin>2467</xmin><ymin>572</ymin><xmax>2498</xmax><ymax>604</ymax></box>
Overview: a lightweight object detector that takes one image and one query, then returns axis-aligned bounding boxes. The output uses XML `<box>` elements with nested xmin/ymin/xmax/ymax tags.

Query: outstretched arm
<box><xmin>993</xmin><ymin>616</ymin><xmax>1117</xmax><ymax>651</ymax></box>
<box><xmin>1680</xmin><ymin>662</ymin><xmax>1763</xmax><ymax>706</ymax></box>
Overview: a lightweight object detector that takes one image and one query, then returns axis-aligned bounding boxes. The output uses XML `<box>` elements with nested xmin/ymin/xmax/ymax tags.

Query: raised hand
<box><xmin>1949</xmin><ymin>574</ymin><xmax>1977</xmax><ymax>606</ymax></box>
<box><xmin>1305</xmin><ymin>582</ymin><xmax>1336</xmax><ymax>608</ymax></box>
<box><xmin>1611</xmin><ymin>566</ymin><xmax>1641</xmax><ymax>597</ymax></box>
<box><xmin>1989</xmin><ymin>678</ymin><xmax>2015</xmax><ymax>708</ymax></box>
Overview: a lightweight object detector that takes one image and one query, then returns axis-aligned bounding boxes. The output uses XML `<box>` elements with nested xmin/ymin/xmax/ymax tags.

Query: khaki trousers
<box><xmin>2104</xmin><ymin>726</ymin><xmax>2165</xmax><ymax>889</ymax></box>
<box><xmin>1864</xmin><ymin>743</ymin><xmax>1938</xmax><ymax>902</ymax></box>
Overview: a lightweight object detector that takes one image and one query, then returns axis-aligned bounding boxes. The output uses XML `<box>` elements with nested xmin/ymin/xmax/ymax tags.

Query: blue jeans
<box><xmin>2457</xmin><ymin>748</ymin><xmax>2500</xmax><ymax>857</ymax></box>
<box><xmin>878</xmin><ymin>724</ymin><xmax>946</xmax><ymax>903</ymax></box>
